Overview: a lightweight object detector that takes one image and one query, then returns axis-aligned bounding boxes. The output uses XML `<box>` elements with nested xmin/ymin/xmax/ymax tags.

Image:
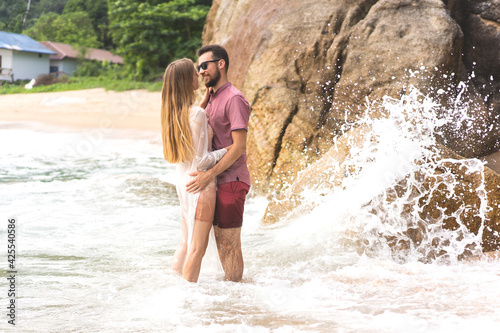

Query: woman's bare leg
<box><xmin>182</xmin><ymin>182</ymin><xmax>216</xmax><ymax>282</ymax></box>
<box><xmin>182</xmin><ymin>219</ymin><xmax>212</xmax><ymax>282</ymax></box>
<box><xmin>172</xmin><ymin>218</ymin><xmax>188</xmax><ymax>275</ymax></box>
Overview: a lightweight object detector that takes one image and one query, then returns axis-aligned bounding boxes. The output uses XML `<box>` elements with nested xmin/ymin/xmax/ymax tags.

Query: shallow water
<box><xmin>1</xmin><ymin>118</ymin><xmax>500</xmax><ymax>333</ymax></box>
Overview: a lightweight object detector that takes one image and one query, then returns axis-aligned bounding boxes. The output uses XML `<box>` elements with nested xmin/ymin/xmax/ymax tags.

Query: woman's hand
<box><xmin>199</xmin><ymin>87</ymin><xmax>212</xmax><ymax>109</ymax></box>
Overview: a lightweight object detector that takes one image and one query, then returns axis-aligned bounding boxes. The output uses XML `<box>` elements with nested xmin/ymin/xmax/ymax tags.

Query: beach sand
<box><xmin>0</xmin><ymin>88</ymin><xmax>161</xmax><ymax>131</ymax></box>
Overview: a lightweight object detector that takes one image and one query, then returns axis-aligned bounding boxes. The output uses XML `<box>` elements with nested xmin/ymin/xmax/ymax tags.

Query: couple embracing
<box><xmin>161</xmin><ymin>45</ymin><xmax>251</xmax><ymax>283</ymax></box>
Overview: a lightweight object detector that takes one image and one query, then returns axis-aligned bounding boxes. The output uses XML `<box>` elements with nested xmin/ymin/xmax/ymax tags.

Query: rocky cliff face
<box><xmin>203</xmin><ymin>0</ymin><xmax>500</xmax><ymax>192</ymax></box>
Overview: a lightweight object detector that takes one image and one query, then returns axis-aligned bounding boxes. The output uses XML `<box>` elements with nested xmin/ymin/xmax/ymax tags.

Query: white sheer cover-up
<box><xmin>175</xmin><ymin>105</ymin><xmax>226</xmax><ymax>279</ymax></box>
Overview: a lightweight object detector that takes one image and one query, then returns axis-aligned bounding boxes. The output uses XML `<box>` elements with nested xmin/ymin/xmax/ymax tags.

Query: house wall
<box><xmin>50</xmin><ymin>58</ymin><xmax>78</xmax><ymax>75</ymax></box>
<box><xmin>11</xmin><ymin>50</ymin><xmax>51</xmax><ymax>80</ymax></box>
<box><xmin>0</xmin><ymin>48</ymin><xmax>13</xmax><ymax>81</ymax></box>
<box><xmin>50</xmin><ymin>59</ymin><xmax>63</xmax><ymax>73</ymax></box>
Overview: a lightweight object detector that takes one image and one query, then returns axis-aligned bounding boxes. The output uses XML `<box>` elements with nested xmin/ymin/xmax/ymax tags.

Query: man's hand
<box><xmin>186</xmin><ymin>170</ymin><xmax>213</xmax><ymax>193</ymax></box>
<box><xmin>187</xmin><ymin>129</ymin><xmax>246</xmax><ymax>193</ymax></box>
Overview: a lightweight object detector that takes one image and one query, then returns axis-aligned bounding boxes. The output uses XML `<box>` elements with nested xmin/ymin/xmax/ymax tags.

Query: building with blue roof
<box><xmin>0</xmin><ymin>31</ymin><xmax>56</xmax><ymax>82</ymax></box>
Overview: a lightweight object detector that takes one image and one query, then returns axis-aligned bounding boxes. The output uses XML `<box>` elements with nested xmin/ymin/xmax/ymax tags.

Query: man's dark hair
<box><xmin>197</xmin><ymin>44</ymin><xmax>229</xmax><ymax>71</ymax></box>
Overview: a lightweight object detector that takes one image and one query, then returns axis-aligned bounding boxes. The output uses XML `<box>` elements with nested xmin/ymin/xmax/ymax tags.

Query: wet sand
<box><xmin>0</xmin><ymin>88</ymin><xmax>161</xmax><ymax>131</ymax></box>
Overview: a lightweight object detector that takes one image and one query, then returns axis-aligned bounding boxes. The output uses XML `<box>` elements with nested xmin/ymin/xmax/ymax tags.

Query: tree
<box><xmin>22</xmin><ymin>0</ymin><xmax>32</xmax><ymax>31</ymax></box>
<box><xmin>63</xmin><ymin>0</ymin><xmax>112</xmax><ymax>49</ymax></box>
<box><xmin>36</xmin><ymin>0</ymin><xmax>69</xmax><ymax>15</ymax></box>
<box><xmin>108</xmin><ymin>0</ymin><xmax>211</xmax><ymax>80</ymax></box>
<box><xmin>0</xmin><ymin>0</ymin><xmax>28</xmax><ymax>33</ymax></box>
<box><xmin>23</xmin><ymin>11</ymin><xmax>100</xmax><ymax>48</ymax></box>
<box><xmin>0</xmin><ymin>0</ymin><xmax>69</xmax><ymax>33</ymax></box>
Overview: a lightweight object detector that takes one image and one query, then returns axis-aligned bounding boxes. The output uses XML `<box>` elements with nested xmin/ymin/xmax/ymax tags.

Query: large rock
<box><xmin>262</xmin><ymin>122</ymin><xmax>500</xmax><ymax>255</ymax></box>
<box><xmin>203</xmin><ymin>0</ymin><xmax>500</xmax><ymax>192</ymax></box>
<box><xmin>439</xmin><ymin>0</ymin><xmax>500</xmax><ymax>158</ymax></box>
<box><xmin>465</xmin><ymin>0</ymin><xmax>500</xmax><ymax>154</ymax></box>
<box><xmin>418</xmin><ymin>147</ymin><xmax>500</xmax><ymax>254</ymax></box>
<box><xmin>262</xmin><ymin>124</ymin><xmax>372</xmax><ymax>224</ymax></box>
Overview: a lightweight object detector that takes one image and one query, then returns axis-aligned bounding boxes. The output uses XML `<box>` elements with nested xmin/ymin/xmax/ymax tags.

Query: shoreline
<box><xmin>0</xmin><ymin>88</ymin><xmax>161</xmax><ymax>132</ymax></box>
<box><xmin>1</xmin><ymin>88</ymin><xmax>499</xmax><ymax>174</ymax></box>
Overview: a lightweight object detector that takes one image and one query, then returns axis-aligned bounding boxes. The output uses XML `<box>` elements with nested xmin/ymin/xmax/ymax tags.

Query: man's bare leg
<box><xmin>214</xmin><ymin>226</ymin><xmax>243</xmax><ymax>282</ymax></box>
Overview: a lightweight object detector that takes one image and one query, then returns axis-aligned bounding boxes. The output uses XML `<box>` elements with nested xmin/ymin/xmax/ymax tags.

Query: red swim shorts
<box><xmin>214</xmin><ymin>181</ymin><xmax>250</xmax><ymax>229</ymax></box>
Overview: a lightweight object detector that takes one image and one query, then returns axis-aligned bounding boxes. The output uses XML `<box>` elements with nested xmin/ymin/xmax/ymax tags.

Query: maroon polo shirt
<box><xmin>205</xmin><ymin>82</ymin><xmax>251</xmax><ymax>186</ymax></box>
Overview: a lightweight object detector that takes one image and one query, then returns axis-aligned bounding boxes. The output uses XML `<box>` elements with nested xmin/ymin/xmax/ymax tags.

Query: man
<box><xmin>186</xmin><ymin>44</ymin><xmax>251</xmax><ymax>282</ymax></box>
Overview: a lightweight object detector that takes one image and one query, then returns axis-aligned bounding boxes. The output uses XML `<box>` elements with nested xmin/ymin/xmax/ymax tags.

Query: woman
<box><xmin>161</xmin><ymin>58</ymin><xmax>228</xmax><ymax>282</ymax></box>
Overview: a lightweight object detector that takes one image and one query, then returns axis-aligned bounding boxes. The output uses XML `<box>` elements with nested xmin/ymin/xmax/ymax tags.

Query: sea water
<box><xmin>1</xmin><ymin>90</ymin><xmax>500</xmax><ymax>332</ymax></box>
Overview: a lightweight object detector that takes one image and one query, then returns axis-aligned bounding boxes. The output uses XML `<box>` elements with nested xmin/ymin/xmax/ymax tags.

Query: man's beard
<box><xmin>204</xmin><ymin>67</ymin><xmax>221</xmax><ymax>88</ymax></box>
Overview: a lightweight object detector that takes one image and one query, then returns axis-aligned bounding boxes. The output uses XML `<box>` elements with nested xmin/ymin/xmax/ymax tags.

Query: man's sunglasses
<box><xmin>197</xmin><ymin>59</ymin><xmax>221</xmax><ymax>73</ymax></box>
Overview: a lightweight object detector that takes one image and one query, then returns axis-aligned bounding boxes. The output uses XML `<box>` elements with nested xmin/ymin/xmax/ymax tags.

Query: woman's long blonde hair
<box><xmin>161</xmin><ymin>58</ymin><xmax>196</xmax><ymax>163</ymax></box>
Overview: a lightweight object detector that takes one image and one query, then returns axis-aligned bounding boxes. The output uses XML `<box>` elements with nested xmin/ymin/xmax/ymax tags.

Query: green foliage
<box><xmin>1</xmin><ymin>0</ymin><xmax>111</xmax><ymax>49</ymax></box>
<box><xmin>0</xmin><ymin>76</ymin><xmax>162</xmax><ymax>94</ymax></box>
<box><xmin>108</xmin><ymin>0</ymin><xmax>210</xmax><ymax>80</ymax></box>
<box><xmin>0</xmin><ymin>0</ymin><xmax>27</xmax><ymax>33</ymax></box>
<box><xmin>64</xmin><ymin>0</ymin><xmax>112</xmax><ymax>49</ymax></box>
<box><xmin>73</xmin><ymin>59</ymin><xmax>124</xmax><ymax>79</ymax></box>
<box><xmin>0</xmin><ymin>0</ymin><xmax>70</xmax><ymax>33</ymax></box>
<box><xmin>73</xmin><ymin>60</ymin><xmax>105</xmax><ymax>77</ymax></box>
<box><xmin>1</xmin><ymin>0</ymin><xmax>213</xmax><ymax>85</ymax></box>
<box><xmin>23</xmin><ymin>11</ymin><xmax>100</xmax><ymax>48</ymax></box>
<box><xmin>36</xmin><ymin>0</ymin><xmax>69</xmax><ymax>15</ymax></box>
